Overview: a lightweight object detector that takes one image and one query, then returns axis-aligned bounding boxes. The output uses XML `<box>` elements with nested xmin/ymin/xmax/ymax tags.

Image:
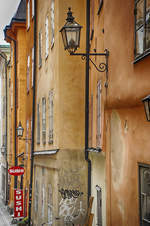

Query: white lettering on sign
<box><xmin>16</xmin><ymin>201</ymin><xmax>22</xmax><ymax>206</ymax></box>
<box><xmin>16</xmin><ymin>195</ymin><xmax>22</xmax><ymax>200</ymax></box>
<box><xmin>16</xmin><ymin>206</ymin><xmax>22</xmax><ymax>211</ymax></box>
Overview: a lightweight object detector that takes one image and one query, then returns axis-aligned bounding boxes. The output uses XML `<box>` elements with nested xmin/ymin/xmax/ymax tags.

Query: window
<box><xmin>49</xmin><ymin>91</ymin><xmax>53</xmax><ymax>144</ymax></box>
<box><xmin>27</xmin><ymin>55</ymin><xmax>30</xmax><ymax>93</ymax></box>
<box><xmin>139</xmin><ymin>164</ymin><xmax>150</xmax><ymax>226</ymax></box>
<box><xmin>134</xmin><ymin>0</ymin><xmax>150</xmax><ymax>59</ymax></box>
<box><xmin>2</xmin><ymin>96</ymin><xmax>6</xmax><ymax>118</ymax></box>
<box><xmin>45</xmin><ymin>16</ymin><xmax>49</xmax><ymax>58</ymax></box>
<box><xmin>96</xmin><ymin>185</ymin><xmax>102</xmax><ymax>226</ymax></box>
<box><xmin>51</xmin><ymin>0</ymin><xmax>55</xmax><ymax>47</ymax></box>
<box><xmin>32</xmin><ymin>47</ymin><xmax>34</xmax><ymax>87</ymax></box>
<box><xmin>48</xmin><ymin>184</ymin><xmax>53</xmax><ymax>225</ymax></box>
<box><xmin>42</xmin><ymin>184</ymin><xmax>45</xmax><ymax>217</ymax></box>
<box><xmin>39</xmin><ymin>31</ymin><xmax>42</xmax><ymax>67</ymax></box>
<box><xmin>37</xmin><ymin>103</ymin><xmax>40</xmax><ymax>144</ymax></box>
<box><xmin>27</xmin><ymin>0</ymin><xmax>30</xmax><ymax>30</ymax></box>
<box><xmin>32</xmin><ymin>0</ymin><xmax>34</xmax><ymax>18</ymax></box>
<box><xmin>42</xmin><ymin>98</ymin><xmax>46</xmax><ymax>144</ymax></box>
<box><xmin>96</xmin><ymin>81</ymin><xmax>102</xmax><ymax>147</ymax></box>
<box><xmin>34</xmin><ymin>180</ymin><xmax>39</xmax><ymax>212</ymax></box>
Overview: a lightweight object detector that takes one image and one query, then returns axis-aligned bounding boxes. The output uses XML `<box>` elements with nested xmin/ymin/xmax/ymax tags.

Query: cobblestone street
<box><xmin>0</xmin><ymin>198</ymin><xmax>16</xmax><ymax>226</ymax></box>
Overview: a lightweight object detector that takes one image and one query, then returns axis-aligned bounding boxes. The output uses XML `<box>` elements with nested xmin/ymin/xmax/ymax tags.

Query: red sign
<box><xmin>8</xmin><ymin>166</ymin><xmax>24</xmax><ymax>176</ymax></box>
<box><xmin>14</xmin><ymin>189</ymin><xmax>24</xmax><ymax>218</ymax></box>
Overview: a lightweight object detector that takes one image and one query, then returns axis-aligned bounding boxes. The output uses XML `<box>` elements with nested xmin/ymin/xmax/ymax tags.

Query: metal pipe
<box><xmin>28</xmin><ymin>0</ymin><xmax>37</xmax><ymax>224</ymax></box>
<box><xmin>85</xmin><ymin>0</ymin><xmax>91</xmax><ymax>203</ymax></box>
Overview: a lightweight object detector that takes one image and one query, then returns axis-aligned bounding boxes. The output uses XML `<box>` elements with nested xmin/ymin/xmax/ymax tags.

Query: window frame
<box><xmin>37</xmin><ymin>103</ymin><xmax>40</xmax><ymax>144</ymax></box>
<box><xmin>51</xmin><ymin>0</ymin><xmax>55</xmax><ymax>48</ymax></box>
<box><xmin>139</xmin><ymin>163</ymin><xmax>150</xmax><ymax>226</ymax></box>
<box><xmin>45</xmin><ymin>16</ymin><xmax>49</xmax><ymax>58</ymax></box>
<box><xmin>49</xmin><ymin>90</ymin><xmax>53</xmax><ymax>144</ymax></box>
<box><xmin>27</xmin><ymin>0</ymin><xmax>30</xmax><ymax>30</ymax></box>
<box><xmin>134</xmin><ymin>0</ymin><xmax>150</xmax><ymax>62</ymax></box>
<box><xmin>42</xmin><ymin>97</ymin><xmax>46</xmax><ymax>144</ymax></box>
<box><xmin>39</xmin><ymin>31</ymin><xmax>42</xmax><ymax>68</ymax></box>
<box><xmin>96</xmin><ymin>80</ymin><xmax>102</xmax><ymax>148</ymax></box>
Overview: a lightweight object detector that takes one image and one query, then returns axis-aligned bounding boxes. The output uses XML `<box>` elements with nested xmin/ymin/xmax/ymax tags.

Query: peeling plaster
<box><xmin>111</xmin><ymin>111</ymin><xmax>125</xmax><ymax>191</ymax></box>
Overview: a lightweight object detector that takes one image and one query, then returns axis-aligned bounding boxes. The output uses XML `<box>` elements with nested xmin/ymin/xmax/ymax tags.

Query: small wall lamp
<box><xmin>142</xmin><ymin>95</ymin><xmax>150</xmax><ymax>121</ymax></box>
<box><xmin>16</xmin><ymin>121</ymin><xmax>31</xmax><ymax>141</ymax></box>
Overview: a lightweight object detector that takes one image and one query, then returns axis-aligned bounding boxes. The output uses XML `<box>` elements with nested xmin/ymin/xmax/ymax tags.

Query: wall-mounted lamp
<box><xmin>16</xmin><ymin>121</ymin><xmax>31</xmax><ymax>141</ymax></box>
<box><xmin>142</xmin><ymin>95</ymin><xmax>150</xmax><ymax>121</ymax></box>
<box><xmin>60</xmin><ymin>8</ymin><xmax>109</xmax><ymax>76</ymax></box>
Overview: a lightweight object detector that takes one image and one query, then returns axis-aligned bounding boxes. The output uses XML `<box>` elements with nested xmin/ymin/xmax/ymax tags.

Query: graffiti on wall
<box><xmin>58</xmin><ymin>167</ymin><xmax>86</xmax><ymax>224</ymax></box>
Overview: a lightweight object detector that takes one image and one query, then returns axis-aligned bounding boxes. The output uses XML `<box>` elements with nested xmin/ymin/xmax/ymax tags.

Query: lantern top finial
<box><xmin>66</xmin><ymin>7</ymin><xmax>74</xmax><ymax>23</ymax></box>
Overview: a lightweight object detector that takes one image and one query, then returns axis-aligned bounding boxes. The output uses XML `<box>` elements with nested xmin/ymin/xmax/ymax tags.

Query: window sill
<box><xmin>134</xmin><ymin>49</ymin><xmax>150</xmax><ymax>64</ymax></box>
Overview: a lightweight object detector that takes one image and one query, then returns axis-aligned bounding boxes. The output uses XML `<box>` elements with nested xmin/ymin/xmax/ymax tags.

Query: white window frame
<box><xmin>51</xmin><ymin>0</ymin><xmax>55</xmax><ymax>47</ymax></box>
<box><xmin>45</xmin><ymin>16</ymin><xmax>49</xmax><ymax>58</ymax></box>
<box><xmin>32</xmin><ymin>47</ymin><xmax>34</xmax><ymax>87</ymax></box>
<box><xmin>47</xmin><ymin>184</ymin><xmax>53</xmax><ymax>225</ymax></box>
<box><xmin>42</xmin><ymin>97</ymin><xmax>46</xmax><ymax>144</ymax></box>
<box><xmin>32</xmin><ymin>0</ymin><xmax>34</xmax><ymax>18</ymax></box>
<box><xmin>97</xmin><ymin>81</ymin><xmax>102</xmax><ymax>147</ymax></box>
<box><xmin>39</xmin><ymin>31</ymin><xmax>42</xmax><ymax>67</ymax></box>
<box><xmin>37</xmin><ymin>103</ymin><xmax>40</xmax><ymax>144</ymax></box>
<box><xmin>49</xmin><ymin>91</ymin><xmax>53</xmax><ymax>144</ymax></box>
<box><xmin>27</xmin><ymin>0</ymin><xmax>30</xmax><ymax>30</ymax></box>
<box><xmin>27</xmin><ymin>55</ymin><xmax>30</xmax><ymax>93</ymax></box>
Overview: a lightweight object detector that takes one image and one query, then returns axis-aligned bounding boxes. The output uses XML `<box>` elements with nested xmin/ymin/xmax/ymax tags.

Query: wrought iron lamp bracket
<box><xmin>70</xmin><ymin>49</ymin><xmax>109</xmax><ymax>73</ymax></box>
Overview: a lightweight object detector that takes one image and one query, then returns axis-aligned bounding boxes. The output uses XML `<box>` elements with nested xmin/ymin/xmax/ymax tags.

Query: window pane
<box><xmin>136</xmin><ymin>0</ymin><xmax>144</xmax><ymax>29</ymax></box>
<box><xmin>136</xmin><ymin>26</ymin><xmax>144</xmax><ymax>55</ymax></box>
<box><xmin>146</xmin><ymin>1</ymin><xmax>150</xmax><ymax>49</ymax></box>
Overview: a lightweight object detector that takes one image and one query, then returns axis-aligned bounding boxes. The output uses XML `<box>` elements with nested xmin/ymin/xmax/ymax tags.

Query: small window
<box><xmin>49</xmin><ymin>91</ymin><xmax>53</xmax><ymax>144</ymax></box>
<box><xmin>27</xmin><ymin>0</ymin><xmax>30</xmax><ymax>30</ymax></box>
<box><xmin>37</xmin><ymin>103</ymin><xmax>40</xmax><ymax>144</ymax></box>
<box><xmin>96</xmin><ymin>81</ymin><xmax>102</xmax><ymax>147</ymax></box>
<box><xmin>42</xmin><ymin>98</ymin><xmax>46</xmax><ymax>144</ymax></box>
<box><xmin>134</xmin><ymin>0</ymin><xmax>150</xmax><ymax>59</ymax></box>
<box><xmin>139</xmin><ymin>163</ymin><xmax>150</xmax><ymax>226</ymax></box>
<box><xmin>39</xmin><ymin>31</ymin><xmax>42</xmax><ymax>67</ymax></box>
<box><xmin>51</xmin><ymin>0</ymin><xmax>55</xmax><ymax>48</ymax></box>
<box><xmin>27</xmin><ymin>55</ymin><xmax>30</xmax><ymax>93</ymax></box>
<box><xmin>42</xmin><ymin>184</ymin><xmax>45</xmax><ymax>217</ymax></box>
<box><xmin>47</xmin><ymin>184</ymin><xmax>53</xmax><ymax>225</ymax></box>
<box><xmin>45</xmin><ymin>16</ymin><xmax>49</xmax><ymax>58</ymax></box>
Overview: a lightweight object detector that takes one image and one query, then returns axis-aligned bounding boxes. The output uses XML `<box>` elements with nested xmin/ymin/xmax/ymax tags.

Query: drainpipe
<box><xmin>4</xmin><ymin>35</ymin><xmax>18</xmax><ymax>189</ymax></box>
<box><xmin>0</xmin><ymin>52</ymin><xmax>8</xmax><ymax>204</ymax></box>
<box><xmin>85</xmin><ymin>0</ymin><xmax>91</xmax><ymax>203</ymax></box>
<box><xmin>28</xmin><ymin>0</ymin><xmax>37</xmax><ymax>224</ymax></box>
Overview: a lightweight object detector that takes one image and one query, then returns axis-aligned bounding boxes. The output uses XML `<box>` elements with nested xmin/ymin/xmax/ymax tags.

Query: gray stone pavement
<box><xmin>0</xmin><ymin>198</ymin><xmax>17</xmax><ymax>226</ymax></box>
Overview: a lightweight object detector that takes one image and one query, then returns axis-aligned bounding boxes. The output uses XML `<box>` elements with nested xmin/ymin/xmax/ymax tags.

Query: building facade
<box><xmin>89</xmin><ymin>0</ymin><xmax>150</xmax><ymax>225</ymax></box>
<box><xmin>31</xmin><ymin>0</ymin><xmax>88</xmax><ymax>225</ymax></box>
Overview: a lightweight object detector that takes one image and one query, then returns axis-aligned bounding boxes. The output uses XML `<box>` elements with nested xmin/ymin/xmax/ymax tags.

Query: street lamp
<box><xmin>60</xmin><ymin>7</ymin><xmax>109</xmax><ymax>75</ymax></box>
<box><xmin>142</xmin><ymin>95</ymin><xmax>150</xmax><ymax>121</ymax></box>
<box><xmin>16</xmin><ymin>121</ymin><xmax>24</xmax><ymax>138</ymax></box>
<box><xmin>60</xmin><ymin>7</ymin><xmax>82</xmax><ymax>54</ymax></box>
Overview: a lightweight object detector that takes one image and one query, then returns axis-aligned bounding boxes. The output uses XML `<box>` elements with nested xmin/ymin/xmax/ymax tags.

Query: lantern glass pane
<box><xmin>144</xmin><ymin>100</ymin><xmax>150</xmax><ymax>121</ymax></box>
<box><xmin>61</xmin><ymin>28</ymin><xmax>68</xmax><ymax>49</ymax></box>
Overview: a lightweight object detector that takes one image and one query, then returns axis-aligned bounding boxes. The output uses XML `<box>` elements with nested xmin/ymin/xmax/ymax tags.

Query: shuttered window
<box><xmin>51</xmin><ymin>0</ymin><xmax>55</xmax><ymax>47</ymax></box>
<box><xmin>32</xmin><ymin>47</ymin><xmax>34</xmax><ymax>87</ymax></box>
<box><xmin>49</xmin><ymin>91</ymin><xmax>53</xmax><ymax>144</ymax></box>
<box><xmin>37</xmin><ymin>103</ymin><xmax>40</xmax><ymax>144</ymax></box>
<box><xmin>45</xmin><ymin>16</ymin><xmax>49</xmax><ymax>58</ymax></box>
<box><xmin>27</xmin><ymin>55</ymin><xmax>30</xmax><ymax>93</ymax></box>
<box><xmin>96</xmin><ymin>81</ymin><xmax>102</xmax><ymax>147</ymax></box>
<box><xmin>42</xmin><ymin>184</ymin><xmax>45</xmax><ymax>217</ymax></box>
<box><xmin>34</xmin><ymin>180</ymin><xmax>39</xmax><ymax>212</ymax></box>
<box><xmin>42</xmin><ymin>98</ymin><xmax>46</xmax><ymax>144</ymax></box>
<box><xmin>39</xmin><ymin>31</ymin><xmax>42</xmax><ymax>67</ymax></box>
<box><xmin>27</xmin><ymin>0</ymin><xmax>30</xmax><ymax>30</ymax></box>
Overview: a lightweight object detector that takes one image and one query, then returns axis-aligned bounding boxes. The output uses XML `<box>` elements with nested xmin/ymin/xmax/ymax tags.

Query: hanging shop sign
<box><xmin>14</xmin><ymin>189</ymin><xmax>24</xmax><ymax>218</ymax></box>
<box><xmin>8</xmin><ymin>166</ymin><xmax>24</xmax><ymax>176</ymax></box>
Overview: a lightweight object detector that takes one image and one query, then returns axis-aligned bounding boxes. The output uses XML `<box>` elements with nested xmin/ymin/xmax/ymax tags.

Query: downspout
<box><xmin>0</xmin><ymin>52</ymin><xmax>8</xmax><ymax>204</ymax></box>
<box><xmin>4</xmin><ymin>35</ymin><xmax>18</xmax><ymax>190</ymax></box>
<box><xmin>85</xmin><ymin>0</ymin><xmax>91</xmax><ymax>203</ymax></box>
<box><xmin>28</xmin><ymin>0</ymin><xmax>37</xmax><ymax>224</ymax></box>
